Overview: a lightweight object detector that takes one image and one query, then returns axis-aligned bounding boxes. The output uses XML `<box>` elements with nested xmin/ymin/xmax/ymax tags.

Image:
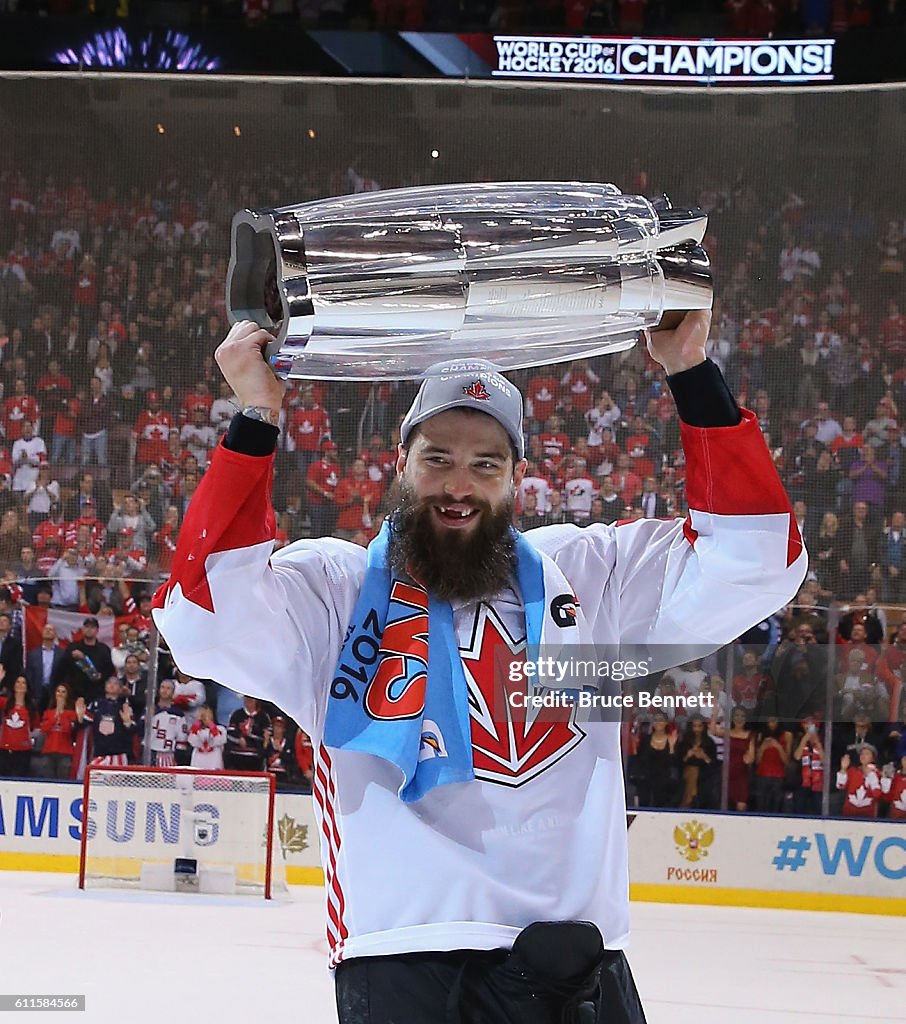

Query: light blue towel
<box><xmin>323</xmin><ymin>520</ymin><xmax>548</xmax><ymax>802</ymax></box>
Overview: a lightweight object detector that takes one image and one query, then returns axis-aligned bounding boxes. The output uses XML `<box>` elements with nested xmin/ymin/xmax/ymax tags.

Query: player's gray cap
<box><xmin>400</xmin><ymin>359</ymin><xmax>525</xmax><ymax>459</ymax></box>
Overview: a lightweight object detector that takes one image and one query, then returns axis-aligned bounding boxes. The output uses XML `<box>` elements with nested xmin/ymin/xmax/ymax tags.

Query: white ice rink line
<box><xmin>1</xmin><ymin>873</ymin><xmax>904</xmax><ymax>1023</ymax></box>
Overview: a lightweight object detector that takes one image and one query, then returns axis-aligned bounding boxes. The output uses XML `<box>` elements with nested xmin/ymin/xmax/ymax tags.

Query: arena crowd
<box><xmin>0</xmin><ymin>150</ymin><xmax>905</xmax><ymax>818</ymax></box>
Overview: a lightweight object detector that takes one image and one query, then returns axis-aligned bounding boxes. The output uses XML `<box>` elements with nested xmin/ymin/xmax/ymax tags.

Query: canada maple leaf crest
<box><xmin>276</xmin><ymin>813</ymin><xmax>309</xmax><ymax>856</ymax></box>
<box><xmin>463</xmin><ymin>380</ymin><xmax>491</xmax><ymax>401</ymax></box>
<box><xmin>461</xmin><ymin>605</ymin><xmax>585</xmax><ymax>787</ymax></box>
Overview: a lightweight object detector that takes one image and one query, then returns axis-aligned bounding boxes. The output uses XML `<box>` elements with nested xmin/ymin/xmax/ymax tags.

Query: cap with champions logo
<box><xmin>400</xmin><ymin>359</ymin><xmax>525</xmax><ymax>459</ymax></box>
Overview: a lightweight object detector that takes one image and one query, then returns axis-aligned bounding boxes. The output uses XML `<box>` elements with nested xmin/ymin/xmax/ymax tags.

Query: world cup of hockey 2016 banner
<box><xmin>226</xmin><ymin>182</ymin><xmax>712</xmax><ymax>381</ymax></box>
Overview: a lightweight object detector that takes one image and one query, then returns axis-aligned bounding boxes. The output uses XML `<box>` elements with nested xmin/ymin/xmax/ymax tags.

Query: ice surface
<box><xmin>2</xmin><ymin>873</ymin><xmax>904</xmax><ymax>1023</ymax></box>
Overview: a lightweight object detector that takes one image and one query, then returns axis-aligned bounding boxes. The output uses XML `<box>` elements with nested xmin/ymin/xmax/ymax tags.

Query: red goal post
<box><xmin>79</xmin><ymin>765</ymin><xmax>284</xmax><ymax>898</ymax></box>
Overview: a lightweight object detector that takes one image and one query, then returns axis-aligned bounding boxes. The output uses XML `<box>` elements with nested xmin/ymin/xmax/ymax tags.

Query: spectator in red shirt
<box><xmin>829</xmin><ymin>415</ymin><xmax>863</xmax><ymax>472</ymax></box>
<box><xmin>36</xmin><ymin>682</ymin><xmax>78</xmax><ymax>779</ymax></box>
<box><xmin>754</xmin><ymin>717</ymin><xmax>791</xmax><ymax>813</ymax></box>
<box><xmin>294</xmin><ymin>727</ymin><xmax>314</xmax><ymax>792</ymax></box>
<box><xmin>526</xmin><ymin>372</ymin><xmax>561</xmax><ymax>425</ymax></box>
<box><xmin>288</xmin><ymin>386</ymin><xmax>331</xmax><ymax>478</ymax></box>
<box><xmin>134</xmin><ymin>390</ymin><xmax>173</xmax><ymax>466</ymax></box>
<box><xmin>33</xmin><ymin>503</ymin><xmax>66</xmax><ymax>573</ymax></box>
<box><xmin>306</xmin><ymin>440</ymin><xmax>340</xmax><ymax>538</ymax></box>
<box><xmin>624</xmin><ymin>414</ymin><xmax>657</xmax><ymax>481</ymax></box>
<box><xmin>0</xmin><ymin>675</ymin><xmax>35</xmax><ymax>777</ymax></box>
<box><xmin>359</xmin><ymin>432</ymin><xmax>395</xmax><ymax>486</ymax></box>
<box><xmin>732</xmin><ymin>649</ymin><xmax>769</xmax><ymax>714</ymax></box>
<box><xmin>560</xmin><ymin>360</ymin><xmax>599</xmax><ymax>415</ymax></box>
<box><xmin>2</xmin><ymin>378</ymin><xmax>40</xmax><ymax>443</ymax></box>
<box><xmin>180</xmin><ymin>381</ymin><xmax>213</xmax><ymax>423</ymax></box>
<box><xmin>154</xmin><ymin>505</ymin><xmax>181</xmax><ymax>575</ymax></box>
<box><xmin>65</xmin><ymin>497</ymin><xmax>105</xmax><ymax>552</ymax></box>
<box><xmin>335</xmin><ymin>458</ymin><xmax>383</xmax><ymax>539</ymax></box>
<box><xmin>837</xmin><ymin>746</ymin><xmax>882</xmax><ymax>817</ymax></box>
<box><xmin>611</xmin><ymin>453</ymin><xmax>642</xmax><ymax>505</ymax></box>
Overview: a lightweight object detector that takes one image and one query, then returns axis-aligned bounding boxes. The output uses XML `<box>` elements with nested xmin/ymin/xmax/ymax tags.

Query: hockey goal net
<box><xmin>79</xmin><ymin>765</ymin><xmax>286</xmax><ymax>898</ymax></box>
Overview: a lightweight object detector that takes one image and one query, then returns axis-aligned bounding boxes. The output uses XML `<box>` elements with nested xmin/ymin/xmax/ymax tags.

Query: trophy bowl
<box><xmin>226</xmin><ymin>182</ymin><xmax>711</xmax><ymax>381</ymax></box>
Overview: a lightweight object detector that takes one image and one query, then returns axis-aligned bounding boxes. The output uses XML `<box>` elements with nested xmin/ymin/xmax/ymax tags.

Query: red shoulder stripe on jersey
<box><xmin>151</xmin><ymin>441</ymin><xmax>276</xmax><ymax>614</ymax></box>
<box><xmin>681</xmin><ymin>408</ymin><xmax>801</xmax><ymax>567</ymax></box>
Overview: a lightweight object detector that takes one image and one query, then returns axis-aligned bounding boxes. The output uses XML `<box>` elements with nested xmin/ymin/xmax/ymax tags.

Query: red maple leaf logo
<box><xmin>463</xmin><ymin>380</ymin><xmax>491</xmax><ymax>401</ymax></box>
<box><xmin>461</xmin><ymin>605</ymin><xmax>585</xmax><ymax>786</ymax></box>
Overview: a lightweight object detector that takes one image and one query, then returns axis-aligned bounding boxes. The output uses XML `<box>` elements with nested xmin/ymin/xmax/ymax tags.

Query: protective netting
<box><xmin>1</xmin><ymin>74</ymin><xmax>905</xmax><ymax>816</ymax></box>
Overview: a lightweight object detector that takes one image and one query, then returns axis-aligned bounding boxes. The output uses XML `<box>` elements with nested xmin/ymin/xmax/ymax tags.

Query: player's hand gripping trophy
<box><xmin>217</xmin><ymin>182</ymin><xmax>712</xmax><ymax>395</ymax></box>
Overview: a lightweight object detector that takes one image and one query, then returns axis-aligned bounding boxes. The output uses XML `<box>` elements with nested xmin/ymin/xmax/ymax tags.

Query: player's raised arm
<box><xmin>546</xmin><ymin>310</ymin><xmax>807</xmax><ymax>653</ymax></box>
<box><xmin>150</xmin><ymin>322</ymin><xmax>364</xmax><ymax>732</ymax></box>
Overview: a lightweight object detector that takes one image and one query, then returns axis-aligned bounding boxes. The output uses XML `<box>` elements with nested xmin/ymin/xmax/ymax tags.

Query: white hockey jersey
<box><xmin>152</xmin><ymin>410</ymin><xmax>806</xmax><ymax>967</ymax></box>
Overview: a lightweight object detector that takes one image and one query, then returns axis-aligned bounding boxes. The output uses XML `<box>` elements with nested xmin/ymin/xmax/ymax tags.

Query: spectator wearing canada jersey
<box><xmin>880</xmin><ymin>756</ymin><xmax>906</xmax><ymax>819</ymax></box>
<box><xmin>34</xmin><ymin>504</ymin><xmax>66</xmax><ymax>574</ymax></box>
<box><xmin>837</xmin><ymin>746</ymin><xmax>882</xmax><ymax>817</ymax></box>
<box><xmin>563</xmin><ymin>460</ymin><xmax>595</xmax><ymax>524</ymax></box>
<box><xmin>210</xmin><ymin>380</ymin><xmax>239</xmax><ymax>435</ymax></box>
<box><xmin>65</xmin><ymin>497</ymin><xmax>105</xmax><ymax>553</ymax></box>
<box><xmin>560</xmin><ymin>360</ymin><xmax>599</xmax><ymax>414</ymax></box>
<box><xmin>335</xmin><ymin>458</ymin><xmax>382</xmax><ymax>540</ymax></box>
<box><xmin>307</xmin><ymin>439</ymin><xmax>340</xmax><ymax>538</ymax></box>
<box><xmin>35</xmin><ymin>358</ymin><xmax>72</xmax><ymax>433</ymax></box>
<box><xmin>180</xmin><ymin>381</ymin><xmax>214</xmax><ymax>423</ymax></box>
<box><xmin>180</xmin><ymin>405</ymin><xmax>218</xmax><ymax>469</ymax></box>
<box><xmin>172</xmin><ymin>669</ymin><xmax>206</xmax><ymax>731</ymax></box>
<box><xmin>360</xmin><ymin>432</ymin><xmax>395</xmax><ymax>486</ymax></box>
<box><xmin>225</xmin><ymin>696</ymin><xmax>270</xmax><ymax>772</ymax></box>
<box><xmin>585</xmin><ymin>391</ymin><xmax>621</xmax><ymax>447</ymax></box>
<box><xmin>287</xmin><ymin>386</ymin><xmax>331</xmax><ymax>478</ymax></box>
<box><xmin>518</xmin><ymin>460</ymin><xmax>552</xmax><ymax>515</ymax></box>
<box><xmin>2</xmin><ymin>379</ymin><xmax>40</xmax><ymax>444</ymax></box>
<box><xmin>731</xmin><ymin>649</ymin><xmax>769</xmax><ymax>715</ymax></box>
<box><xmin>611</xmin><ymin>453</ymin><xmax>643</xmax><ymax>506</ymax></box>
<box><xmin>0</xmin><ymin>675</ymin><xmax>35</xmax><ymax>777</ymax></box>
<box><xmin>188</xmin><ymin>705</ymin><xmax>226</xmax><ymax>769</ymax></box>
<box><xmin>133</xmin><ymin>390</ymin><xmax>173</xmax><ymax>466</ymax></box>
<box><xmin>525</xmin><ymin>371</ymin><xmax>561</xmax><ymax>424</ymax></box>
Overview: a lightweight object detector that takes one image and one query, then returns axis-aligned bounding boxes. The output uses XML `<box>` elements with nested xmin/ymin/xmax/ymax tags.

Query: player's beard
<box><xmin>387</xmin><ymin>479</ymin><xmax>517</xmax><ymax>603</ymax></box>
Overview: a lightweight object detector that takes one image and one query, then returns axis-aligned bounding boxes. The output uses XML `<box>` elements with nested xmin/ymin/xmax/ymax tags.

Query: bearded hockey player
<box><xmin>152</xmin><ymin>310</ymin><xmax>807</xmax><ymax>1024</ymax></box>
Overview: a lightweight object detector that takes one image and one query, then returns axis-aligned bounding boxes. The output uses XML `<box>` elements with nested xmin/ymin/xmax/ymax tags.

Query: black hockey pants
<box><xmin>334</xmin><ymin>921</ymin><xmax>648</xmax><ymax>1024</ymax></box>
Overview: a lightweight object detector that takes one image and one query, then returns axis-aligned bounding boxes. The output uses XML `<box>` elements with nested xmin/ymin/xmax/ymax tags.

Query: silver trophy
<box><xmin>226</xmin><ymin>182</ymin><xmax>711</xmax><ymax>381</ymax></box>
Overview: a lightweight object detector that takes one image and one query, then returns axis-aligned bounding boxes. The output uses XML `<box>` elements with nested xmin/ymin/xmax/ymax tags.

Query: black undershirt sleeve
<box><xmin>666</xmin><ymin>358</ymin><xmax>742</xmax><ymax>428</ymax></box>
<box><xmin>222</xmin><ymin>412</ymin><xmax>280</xmax><ymax>456</ymax></box>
